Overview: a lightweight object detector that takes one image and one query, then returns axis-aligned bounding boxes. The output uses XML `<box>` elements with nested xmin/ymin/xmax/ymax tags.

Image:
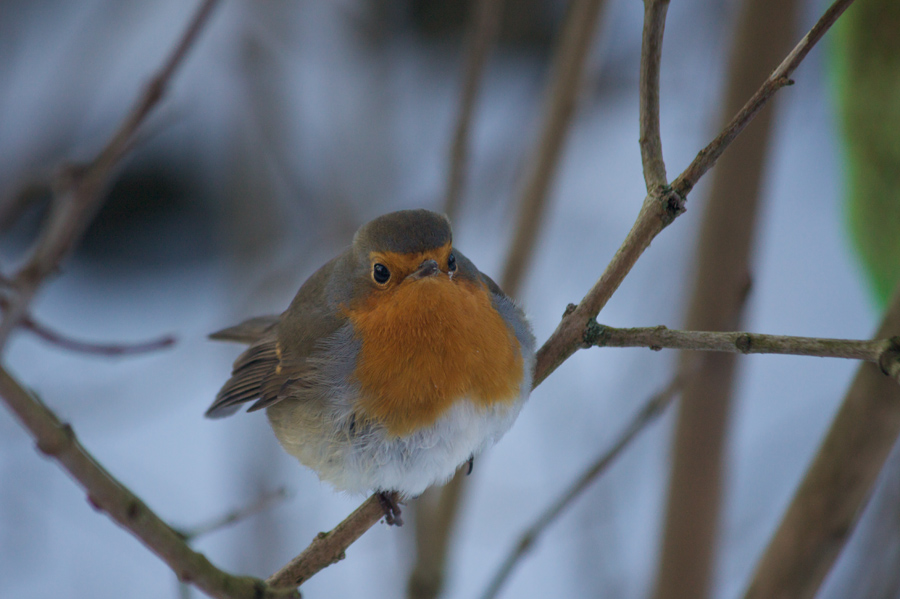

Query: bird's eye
<box><xmin>373</xmin><ymin>263</ymin><xmax>391</xmax><ymax>284</ymax></box>
<box><xmin>448</xmin><ymin>252</ymin><xmax>457</xmax><ymax>272</ymax></box>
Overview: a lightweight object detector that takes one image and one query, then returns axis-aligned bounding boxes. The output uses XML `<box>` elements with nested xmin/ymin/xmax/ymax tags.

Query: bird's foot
<box><xmin>377</xmin><ymin>491</ymin><xmax>403</xmax><ymax>526</ymax></box>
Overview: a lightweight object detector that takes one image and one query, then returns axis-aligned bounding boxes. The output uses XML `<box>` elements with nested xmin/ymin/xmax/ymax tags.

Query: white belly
<box><xmin>267</xmin><ymin>391</ymin><xmax>526</xmax><ymax>497</ymax></box>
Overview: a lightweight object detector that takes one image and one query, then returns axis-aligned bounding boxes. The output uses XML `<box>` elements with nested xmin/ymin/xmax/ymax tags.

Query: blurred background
<box><xmin>0</xmin><ymin>0</ymin><xmax>894</xmax><ymax>597</ymax></box>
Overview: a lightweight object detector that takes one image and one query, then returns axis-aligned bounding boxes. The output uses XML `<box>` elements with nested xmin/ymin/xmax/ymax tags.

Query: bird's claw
<box><xmin>377</xmin><ymin>491</ymin><xmax>403</xmax><ymax>526</ymax></box>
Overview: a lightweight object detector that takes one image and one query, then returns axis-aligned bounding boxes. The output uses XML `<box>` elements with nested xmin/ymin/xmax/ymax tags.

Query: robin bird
<box><xmin>206</xmin><ymin>209</ymin><xmax>535</xmax><ymax>525</ymax></box>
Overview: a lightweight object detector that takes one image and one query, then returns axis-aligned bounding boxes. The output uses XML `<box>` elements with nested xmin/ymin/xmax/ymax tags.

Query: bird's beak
<box><xmin>408</xmin><ymin>259</ymin><xmax>441</xmax><ymax>281</ymax></box>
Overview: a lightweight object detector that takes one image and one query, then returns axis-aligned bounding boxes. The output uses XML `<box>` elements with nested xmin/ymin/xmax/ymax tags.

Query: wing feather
<box><xmin>206</xmin><ymin>334</ymin><xmax>281</xmax><ymax>418</ymax></box>
<box><xmin>206</xmin><ymin>255</ymin><xmax>347</xmax><ymax>418</ymax></box>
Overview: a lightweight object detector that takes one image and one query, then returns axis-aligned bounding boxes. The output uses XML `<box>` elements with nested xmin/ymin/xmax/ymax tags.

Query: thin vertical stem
<box><xmin>443</xmin><ymin>0</ymin><xmax>506</xmax><ymax>221</ymax></box>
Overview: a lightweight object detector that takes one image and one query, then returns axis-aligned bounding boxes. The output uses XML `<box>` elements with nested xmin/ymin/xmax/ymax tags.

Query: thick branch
<box><xmin>0</xmin><ymin>0</ymin><xmax>221</xmax><ymax>352</ymax></box>
<box><xmin>742</xmin><ymin>284</ymin><xmax>900</xmax><ymax>599</ymax></box>
<box><xmin>653</xmin><ymin>0</ymin><xmax>798</xmax><ymax>594</ymax></box>
<box><xmin>443</xmin><ymin>0</ymin><xmax>506</xmax><ymax>221</ymax></box>
<box><xmin>480</xmin><ymin>374</ymin><xmax>685</xmax><ymax>599</ymax></box>
<box><xmin>533</xmin><ymin>0</ymin><xmax>854</xmax><ymax>387</ymax></box>
<box><xmin>0</xmin><ymin>366</ymin><xmax>295</xmax><ymax>599</ymax></box>
<box><xmin>532</xmin><ymin>191</ymin><xmax>682</xmax><ymax>385</ymax></box>
<box><xmin>638</xmin><ymin>0</ymin><xmax>670</xmax><ymax>192</ymax></box>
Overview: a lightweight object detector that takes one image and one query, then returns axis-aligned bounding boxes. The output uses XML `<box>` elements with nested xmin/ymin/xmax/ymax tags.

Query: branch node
<box><xmin>659</xmin><ymin>187</ymin><xmax>686</xmax><ymax>226</ymax></box>
<box><xmin>582</xmin><ymin>319</ymin><xmax>605</xmax><ymax>348</ymax></box>
<box><xmin>36</xmin><ymin>421</ymin><xmax>74</xmax><ymax>456</ymax></box>
<box><xmin>563</xmin><ymin>303</ymin><xmax>577</xmax><ymax>317</ymax></box>
<box><xmin>878</xmin><ymin>337</ymin><xmax>900</xmax><ymax>381</ymax></box>
<box><xmin>253</xmin><ymin>580</ymin><xmax>267</xmax><ymax>599</ymax></box>
<box><xmin>127</xmin><ymin>500</ymin><xmax>141</xmax><ymax>521</ymax></box>
<box><xmin>736</xmin><ymin>333</ymin><xmax>753</xmax><ymax>353</ymax></box>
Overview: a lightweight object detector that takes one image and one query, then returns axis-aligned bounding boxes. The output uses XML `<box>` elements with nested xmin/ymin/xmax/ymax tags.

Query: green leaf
<box><xmin>832</xmin><ymin>0</ymin><xmax>900</xmax><ymax>307</ymax></box>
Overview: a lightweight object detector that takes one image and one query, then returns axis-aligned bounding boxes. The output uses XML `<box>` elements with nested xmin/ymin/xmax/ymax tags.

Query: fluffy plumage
<box><xmin>207</xmin><ymin>209</ymin><xmax>535</xmax><ymax>496</ymax></box>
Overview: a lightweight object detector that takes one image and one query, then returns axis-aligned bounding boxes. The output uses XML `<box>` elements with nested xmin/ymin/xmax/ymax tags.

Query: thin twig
<box><xmin>23</xmin><ymin>316</ymin><xmax>176</xmax><ymax>356</ymax></box>
<box><xmin>443</xmin><ymin>0</ymin><xmax>506</xmax><ymax>221</ymax></box>
<box><xmin>177</xmin><ymin>488</ymin><xmax>291</xmax><ymax>542</ymax></box>
<box><xmin>533</xmin><ymin>0</ymin><xmax>856</xmax><ymax>388</ymax></box>
<box><xmin>586</xmin><ymin>324</ymin><xmax>899</xmax><ymax>377</ymax></box>
<box><xmin>0</xmin><ymin>0</ymin><xmax>221</xmax><ymax>353</ymax></box>
<box><xmin>638</xmin><ymin>0</ymin><xmax>670</xmax><ymax>192</ymax></box>
<box><xmin>0</xmin><ymin>366</ymin><xmax>296</xmax><ymax>599</ymax></box>
<box><xmin>671</xmin><ymin>0</ymin><xmax>856</xmax><ymax>196</ymax></box>
<box><xmin>0</xmin><ymin>295</ymin><xmax>177</xmax><ymax>356</ymax></box>
<box><xmin>480</xmin><ymin>374</ymin><xmax>686</xmax><ymax>599</ymax></box>
<box><xmin>499</xmin><ymin>0</ymin><xmax>608</xmax><ymax>295</ymax></box>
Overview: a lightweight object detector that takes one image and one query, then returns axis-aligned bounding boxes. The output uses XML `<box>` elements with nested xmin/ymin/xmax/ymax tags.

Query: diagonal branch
<box><xmin>0</xmin><ymin>366</ymin><xmax>296</xmax><ymax>599</ymax></box>
<box><xmin>480</xmin><ymin>373</ymin><xmax>686</xmax><ymax>599</ymax></box>
<box><xmin>177</xmin><ymin>488</ymin><xmax>291</xmax><ymax>542</ymax></box>
<box><xmin>0</xmin><ymin>0</ymin><xmax>221</xmax><ymax>353</ymax></box>
<box><xmin>0</xmin><ymin>292</ymin><xmax>176</xmax><ymax>355</ymax></box>
<box><xmin>672</xmin><ymin>0</ymin><xmax>856</xmax><ymax>196</ymax></box>
<box><xmin>267</xmin><ymin>494</ymin><xmax>397</xmax><ymax>588</ymax></box>
<box><xmin>0</xmin><ymin>2</ymin><xmax>287</xmax><ymax>598</ymax></box>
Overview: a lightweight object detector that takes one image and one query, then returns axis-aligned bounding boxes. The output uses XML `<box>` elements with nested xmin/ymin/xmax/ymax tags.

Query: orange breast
<box><xmin>346</xmin><ymin>278</ymin><xmax>523</xmax><ymax>437</ymax></box>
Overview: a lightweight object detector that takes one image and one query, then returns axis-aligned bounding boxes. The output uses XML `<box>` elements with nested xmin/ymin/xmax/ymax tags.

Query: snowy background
<box><xmin>0</xmin><ymin>0</ymin><xmax>885</xmax><ymax>598</ymax></box>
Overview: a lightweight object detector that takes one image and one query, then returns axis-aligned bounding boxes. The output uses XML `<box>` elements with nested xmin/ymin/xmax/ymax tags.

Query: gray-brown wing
<box><xmin>205</xmin><ymin>332</ymin><xmax>283</xmax><ymax>417</ymax></box>
<box><xmin>205</xmin><ymin>255</ymin><xmax>346</xmax><ymax>418</ymax></box>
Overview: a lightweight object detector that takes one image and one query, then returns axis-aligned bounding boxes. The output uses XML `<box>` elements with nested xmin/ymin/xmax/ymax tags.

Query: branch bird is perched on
<box><xmin>207</xmin><ymin>209</ymin><xmax>535</xmax><ymax>525</ymax></box>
